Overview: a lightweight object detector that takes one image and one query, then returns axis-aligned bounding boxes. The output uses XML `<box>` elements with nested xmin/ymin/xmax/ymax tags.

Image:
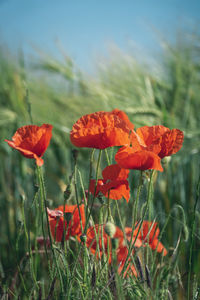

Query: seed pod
<box><xmin>64</xmin><ymin>184</ymin><xmax>72</xmax><ymax>200</ymax></box>
<box><xmin>105</xmin><ymin>222</ymin><xmax>116</xmax><ymax>238</ymax></box>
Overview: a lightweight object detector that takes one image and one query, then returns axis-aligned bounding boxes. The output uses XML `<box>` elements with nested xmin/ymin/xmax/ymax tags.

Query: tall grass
<box><xmin>0</xmin><ymin>30</ymin><xmax>200</xmax><ymax>299</ymax></box>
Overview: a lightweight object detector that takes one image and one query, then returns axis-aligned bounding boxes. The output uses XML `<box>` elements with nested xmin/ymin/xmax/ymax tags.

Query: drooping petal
<box><xmin>89</xmin><ymin>178</ymin><xmax>130</xmax><ymax>202</ymax></box>
<box><xmin>101</xmin><ymin>180</ymin><xmax>130</xmax><ymax>202</ymax></box>
<box><xmin>115</xmin><ymin>147</ymin><xmax>163</xmax><ymax>172</ymax></box>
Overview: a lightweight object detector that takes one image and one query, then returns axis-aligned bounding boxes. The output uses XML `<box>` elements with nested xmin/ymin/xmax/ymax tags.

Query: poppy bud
<box><xmin>80</xmin><ymin>234</ymin><xmax>87</xmax><ymax>243</ymax></box>
<box><xmin>64</xmin><ymin>184</ymin><xmax>72</xmax><ymax>200</ymax></box>
<box><xmin>64</xmin><ymin>212</ymin><xmax>72</xmax><ymax>223</ymax></box>
<box><xmin>162</xmin><ymin>156</ymin><xmax>171</xmax><ymax>165</ymax></box>
<box><xmin>105</xmin><ymin>222</ymin><xmax>116</xmax><ymax>238</ymax></box>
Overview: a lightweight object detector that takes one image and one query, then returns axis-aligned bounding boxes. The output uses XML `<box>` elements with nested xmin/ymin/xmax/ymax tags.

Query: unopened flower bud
<box><xmin>162</xmin><ymin>156</ymin><xmax>171</xmax><ymax>165</ymax></box>
<box><xmin>80</xmin><ymin>234</ymin><xmax>87</xmax><ymax>243</ymax></box>
<box><xmin>64</xmin><ymin>184</ymin><xmax>72</xmax><ymax>200</ymax></box>
<box><xmin>64</xmin><ymin>212</ymin><xmax>72</xmax><ymax>223</ymax></box>
<box><xmin>105</xmin><ymin>222</ymin><xmax>116</xmax><ymax>238</ymax></box>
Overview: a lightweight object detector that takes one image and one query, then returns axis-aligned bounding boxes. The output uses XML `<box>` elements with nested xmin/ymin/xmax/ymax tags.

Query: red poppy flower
<box><xmin>89</xmin><ymin>164</ymin><xmax>130</xmax><ymax>202</ymax></box>
<box><xmin>136</xmin><ymin>125</ymin><xmax>184</xmax><ymax>158</ymax></box>
<box><xmin>125</xmin><ymin>221</ymin><xmax>167</xmax><ymax>256</ymax></box>
<box><xmin>115</xmin><ymin>146</ymin><xmax>163</xmax><ymax>172</ymax></box>
<box><xmin>5</xmin><ymin>124</ymin><xmax>53</xmax><ymax>166</ymax></box>
<box><xmin>115</xmin><ymin>125</ymin><xmax>183</xmax><ymax>172</ymax></box>
<box><xmin>70</xmin><ymin>110</ymin><xmax>134</xmax><ymax>149</ymax></box>
<box><xmin>47</xmin><ymin>204</ymin><xmax>85</xmax><ymax>242</ymax></box>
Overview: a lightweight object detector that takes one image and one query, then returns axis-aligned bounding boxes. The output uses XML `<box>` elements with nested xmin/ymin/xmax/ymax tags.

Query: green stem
<box><xmin>84</xmin><ymin>149</ymin><xmax>102</xmax><ymax>234</ymax></box>
<box><xmin>107</xmin><ymin>192</ymin><xmax>112</xmax><ymax>221</ymax></box>
<box><xmin>86</xmin><ymin>149</ymin><xmax>95</xmax><ymax>222</ymax></box>
<box><xmin>187</xmin><ymin>171</ymin><xmax>200</xmax><ymax>300</ymax></box>
<box><xmin>37</xmin><ymin>165</ymin><xmax>64</xmax><ymax>292</ymax></box>
<box><xmin>105</xmin><ymin>149</ymin><xmax>111</xmax><ymax>165</ymax></box>
<box><xmin>132</xmin><ymin>171</ymin><xmax>143</xmax><ymax>225</ymax></box>
<box><xmin>21</xmin><ymin>197</ymin><xmax>38</xmax><ymax>289</ymax></box>
<box><xmin>74</xmin><ymin>164</ymin><xmax>83</xmax><ymax>233</ymax></box>
<box><xmin>121</xmin><ymin>169</ymin><xmax>155</xmax><ymax>276</ymax></box>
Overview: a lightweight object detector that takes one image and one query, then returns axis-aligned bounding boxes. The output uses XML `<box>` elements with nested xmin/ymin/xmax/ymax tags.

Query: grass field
<box><xmin>0</xmin><ymin>30</ymin><xmax>200</xmax><ymax>299</ymax></box>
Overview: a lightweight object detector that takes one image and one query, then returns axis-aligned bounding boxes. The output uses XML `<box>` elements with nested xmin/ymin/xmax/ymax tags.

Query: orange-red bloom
<box><xmin>5</xmin><ymin>124</ymin><xmax>53</xmax><ymax>166</ymax></box>
<box><xmin>115</xmin><ymin>125</ymin><xmax>183</xmax><ymax>171</ymax></box>
<box><xmin>47</xmin><ymin>204</ymin><xmax>85</xmax><ymax>242</ymax></box>
<box><xmin>125</xmin><ymin>221</ymin><xmax>167</xmax><ymax>256</ymax></box>
<box><xmin>70</xmin><ymin>109</ymin><xmax>134</xmax><ymax>149</ymax></box>
<box><xmin>135</xmin><ymin>125</ymin><xmax>184</xmax><ymax>159</ymax></box>
<box><xmin>89</xmin><ymin>164</ymin><xmax>130</xmax><ymax>202</ymax></box>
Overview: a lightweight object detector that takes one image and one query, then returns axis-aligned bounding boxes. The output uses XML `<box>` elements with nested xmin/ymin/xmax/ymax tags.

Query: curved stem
<box><xmin>37</xmin><ymin>166</ymin><xmax>64</xmax><ymax>292</ymax></box>
<box><xmin>187</xmin><ymin>171</ymin><xmax>200</xmax><ymax>300</ymax></box>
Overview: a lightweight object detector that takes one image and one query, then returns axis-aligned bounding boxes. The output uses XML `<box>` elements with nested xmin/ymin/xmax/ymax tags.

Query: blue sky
<box><xmin>0</xmin><ymin>0</ymin><xmax>199</xmax><ymax>70</ymax></box>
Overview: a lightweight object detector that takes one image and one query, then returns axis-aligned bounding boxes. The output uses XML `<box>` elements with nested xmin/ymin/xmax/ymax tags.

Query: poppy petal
<box><xmin>136</xmin><ymin>125</ymin><xmax>169</xmax><ymax>147</ymax></box>
<box><xmin>115</xmin><ymin>147</ymin><xmax>163</xmax><ymax>171</ymax></box>
<box><xmin>111</xmin><ymin>109</ymin><xmax>134</xmax><ymax>130</ymax></box>
<box><xmin>70</xmin><ymin>111</ymin><xmax>131</xmax><ymax>149</ymax></box>
<box><xmin>159</xmin><ymin>129</ymin><xmax>184</xmax><ymax>158</ymax></box>
<box><xmin>102</xmin><ymin>164</ymin><xmax>129</xmax><ymax>181</ymax></box>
